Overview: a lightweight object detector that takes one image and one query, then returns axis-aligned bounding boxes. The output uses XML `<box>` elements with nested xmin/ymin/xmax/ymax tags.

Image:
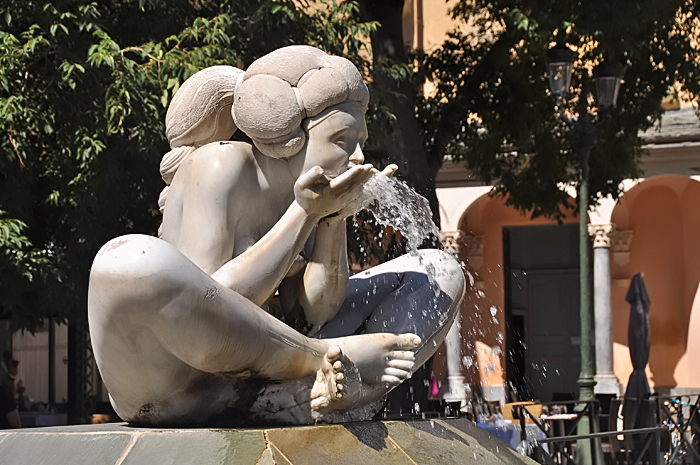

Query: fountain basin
<box><xmin>0</xmin><ymin>418</ymin><xmax>537</xmax><ymax>464</ymax></box>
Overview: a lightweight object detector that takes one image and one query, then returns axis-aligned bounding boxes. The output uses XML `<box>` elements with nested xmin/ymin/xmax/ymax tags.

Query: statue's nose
<box><xmin>349</xmin><ymin>144</ymin><xmax>365</xmax><ymax>164</ymax></box>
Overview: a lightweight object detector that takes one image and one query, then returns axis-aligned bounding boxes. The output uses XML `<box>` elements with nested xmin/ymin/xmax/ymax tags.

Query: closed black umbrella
<box><xmin>622</xmin><ymin>272</ymin><xmax>651</xmax><ymax>429</ymax></box>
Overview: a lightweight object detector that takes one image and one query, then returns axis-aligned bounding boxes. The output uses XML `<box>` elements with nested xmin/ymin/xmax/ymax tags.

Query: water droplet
<box><xmin>490</xmin><ymin>306</ymin><xmax>498</xmax><ymax>317</ymax></box>
<box><xmin>462</xmin><ymin>356</ymin><xmax>473</xmax><ymax>368</ymax></box>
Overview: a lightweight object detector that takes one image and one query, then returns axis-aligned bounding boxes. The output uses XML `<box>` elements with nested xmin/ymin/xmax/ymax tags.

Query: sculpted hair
<box><xmin>232</xmin><ymin>45</ymin><xmax>369</xmax><ymax>159</ymax></box>
<box><xmin>159</xmin><ymin>46</ymin><xmax>369</xmax><ymax>234</ymax></box>
<box><xmin>158</xmin><ymin>65</ymin><xmax>243</xmax><ymax>236</ymax></box>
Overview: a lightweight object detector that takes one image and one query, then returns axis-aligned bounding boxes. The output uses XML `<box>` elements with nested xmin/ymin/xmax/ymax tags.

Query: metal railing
<box><xmin>510</xmin><ymin>401</ymin><xmax>674</xmax><ymax>465</ymax></box>
<box><xmin>527</xmin><ymin>427</ymin><xmax>669</xmax><ymax>465</ymax></box>
<box><xmin>658</xmin><ymin>395</ymin><xmax>700</xmax><ymax>465</ymax></box>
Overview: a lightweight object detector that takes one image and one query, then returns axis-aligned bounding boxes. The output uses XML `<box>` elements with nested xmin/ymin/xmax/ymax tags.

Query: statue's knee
<box><xmin>89</xmin><ymin>235</ymin><xmax>183</xmax><ymax>314</ymax></box>
<box><xmin>92</xmin><ymin>235</ymin><xmax>169</xmax><ymax>280</ymax></box>
<box><xmin>423</xmin><ymin>249</ymin><xmax>466</xmax><ymax>301</ymax></box>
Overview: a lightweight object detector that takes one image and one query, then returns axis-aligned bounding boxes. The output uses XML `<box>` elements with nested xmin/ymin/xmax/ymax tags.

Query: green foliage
<box><xmin>0</xmin><ymin>0</ymin><xmax>380</xmax><ymax>331</ymax></box>
<box><xmin>417</xmin><ymin>0</ymin><xmax>700</xmax><ymax>220</ymax></box>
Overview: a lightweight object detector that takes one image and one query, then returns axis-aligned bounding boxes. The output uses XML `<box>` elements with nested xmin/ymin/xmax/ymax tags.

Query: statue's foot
<box><xmin>308</xmin><ymin>333</ymin><xmax>420</xmax><ymax>423</ymax></box>
<box><xmin>310</xmin><ymin>346</ymin><xmax>362</xmax><ymax>421</ymax></box>
<box><xmin>336</xmin><ymin>333</ymin><xmax>421</xmax><ymax>387</ymax></box>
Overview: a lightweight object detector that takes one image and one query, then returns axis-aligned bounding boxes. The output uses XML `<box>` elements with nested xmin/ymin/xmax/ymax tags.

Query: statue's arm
<box><xmin>298</xmin><ymin>217</ymin><xmax>349</xmax><ymax>331</ymax></box>
<box><xmin>174</xmin><ymin>146</ymin><xmax>317</xmax><ymax>306</ymax></box>
<box><xmin>294</xmin><ymin>164</ymin><xmax>398</xmax><ymax>330</ymax></box>
<box><xmin>211</xmin><ymin>201</ymin><xmax>319</xmax><ymax>306</ymax></box>
<box><xmin>212</xmin><ymin>164</ymin><xmax>375</xmax><ymax>306</ymax></box>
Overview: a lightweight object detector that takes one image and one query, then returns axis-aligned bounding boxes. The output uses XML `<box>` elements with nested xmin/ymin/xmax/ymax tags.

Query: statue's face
<box><xmin>301</xmin><ymin>105</ymin><xmax>367</xmax><ymax>177</ymax></box>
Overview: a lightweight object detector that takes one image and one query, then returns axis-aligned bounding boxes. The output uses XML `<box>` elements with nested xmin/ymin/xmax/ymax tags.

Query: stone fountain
<box><xmin>0</xmin><ymin>46</ymin><xmax>536</xmax><ymax>464</ymax></box>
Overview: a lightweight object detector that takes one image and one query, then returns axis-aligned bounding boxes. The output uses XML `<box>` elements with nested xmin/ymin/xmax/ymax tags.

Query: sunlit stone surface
<box><xmin>87</xmin><ymin>45</ymin><xmax>466</xmax><ymax>426</ymax></box>
<box><xmin>0</xmin><ymin>419</ymin><xmax>537</xmax><ymax>465</ymax></box>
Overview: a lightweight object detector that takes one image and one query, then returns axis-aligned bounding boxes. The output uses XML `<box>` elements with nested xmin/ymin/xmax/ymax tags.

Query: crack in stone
<box><xmin>386</xmin><ymin>434</ymin><xmax>418</xmax><ymax>465</ymax></box>
<box><xmin>114</xmin><ymin>432</ymin><xmax>142</xmax><ymax>465</ymax></box>
<box><xmin>255</xmin><ymin>431</ymin><xmax>275</xmax><ymax>465</ymax></box>
<box><xmin>270</xmin><ymin>442</ymin><xmax>295</xmax><ymax>465</ymax></box>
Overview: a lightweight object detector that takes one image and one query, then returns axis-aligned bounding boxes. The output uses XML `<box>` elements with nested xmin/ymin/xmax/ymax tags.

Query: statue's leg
<box><xmin>89</xmin><ymin>235</ymin><xmax>330</xmax><ymax>381</ymax></box>
<box><xmin>319</xmin><ymin>249</ymin><xmax>465</xmax><ymax>366</ymax></box>
<box><xmin>312</xmin><ymin>249</ymin><xmax>466</xmax><ymax>418</ymax></box>
<box><xmin>88</xmin><ymin>234</ymin><xmax>422</xmax><ymax>424</ymax></box>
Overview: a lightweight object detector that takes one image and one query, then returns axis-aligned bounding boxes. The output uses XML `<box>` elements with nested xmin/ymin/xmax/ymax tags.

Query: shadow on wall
<box><xmin>611</xmin><ymin>175</ymin><xmax>700</xmax><ymax>390</ymax></box>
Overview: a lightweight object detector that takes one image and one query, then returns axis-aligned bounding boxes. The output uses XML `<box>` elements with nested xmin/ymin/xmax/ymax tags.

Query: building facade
<box><xmin>398</xmin><ymin>0</ymin><xmax>700</xmax><ymax>404</ymax></box>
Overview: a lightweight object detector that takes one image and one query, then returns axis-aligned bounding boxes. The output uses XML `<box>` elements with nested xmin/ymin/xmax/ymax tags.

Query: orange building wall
<box><xmin>402</xmin><ymin>0</ymin><xmax>465</xmax><ymax>52</ymax></box>
<box><xmin>611</xmin><ymin>176</ymin><xmax>700</xmax><ymax>391</ymax></box>
<box><xmin>432</xmin><ymin>192</ymin><xmax>578</xmax><ymax>390</ymax></box>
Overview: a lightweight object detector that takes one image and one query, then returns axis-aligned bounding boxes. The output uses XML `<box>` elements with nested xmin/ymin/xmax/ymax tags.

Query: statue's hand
<box><xmin>379</xmin><ymin>164</ymin><xmax>398</xmax><ymax>178</ymax></box>
<box><xmin>294</xmin><ymin>164</ymin><xmax>374</xmax><ymax>219</ymax></box>
<box><xmin>321</xmin><ymin>164</ymin><xmax>399</xmax><ymax>222</ymax></box>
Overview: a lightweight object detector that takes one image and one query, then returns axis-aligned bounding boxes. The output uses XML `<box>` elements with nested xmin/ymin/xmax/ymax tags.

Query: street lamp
<box><xmin>546</xmin><ymin>43</ymin><xmax>624</xmax><ymax>465</ymax></box>
<box><xmin>593</xmin><ymin>60</ymin><xmax>626</xmax><ymax>110</ymax></box>
<box><xmin>546</xmin><ymin>44</ymin><xmax>577</xmax><ymax>99</ymax></box>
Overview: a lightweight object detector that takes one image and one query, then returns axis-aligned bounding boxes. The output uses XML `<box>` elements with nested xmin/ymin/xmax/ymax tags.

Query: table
<box><xmin>477</xmin><ymin>421</ymin><xmax>547</xmax><ymax>449</ymax></box>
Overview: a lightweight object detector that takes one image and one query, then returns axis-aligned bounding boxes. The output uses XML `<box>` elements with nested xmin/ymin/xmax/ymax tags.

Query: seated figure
<box><xmin>88</xmin><ymin>46</ymin><xmax>465</xmax><ymax>426</ymax></box>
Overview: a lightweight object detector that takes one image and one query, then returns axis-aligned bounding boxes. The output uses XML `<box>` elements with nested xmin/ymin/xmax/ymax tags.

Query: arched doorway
<box><xmin>442</xmin><ymin>190</ymin><xmax>580</xmax><ymax>402</ymax></box>
<box><xmin>610</xmin><ymin>175</ymin><xmax>700</xmax><ymax>392</ymax></box>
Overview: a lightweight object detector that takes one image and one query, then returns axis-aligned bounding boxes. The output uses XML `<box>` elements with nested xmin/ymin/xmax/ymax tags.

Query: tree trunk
<box><xmin>357</xmin><ymin>0</ymin><xmax>441</xmax><ymax>417</ymax></box>
<box><xmin>358</xmin><ymin>0</ymin><xmax>442</xmax><ymax>228</ymax></box>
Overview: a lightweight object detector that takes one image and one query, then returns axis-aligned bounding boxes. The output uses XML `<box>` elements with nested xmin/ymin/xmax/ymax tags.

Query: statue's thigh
<box><xmin>319</xmin><ymin>249</ymin><xmax>463</xmax><ymax>339</ymax></box>
<box><xmin>316</xmin><ymin>271</ymin><xmax>402</xmax><ymax>338</ymax></box>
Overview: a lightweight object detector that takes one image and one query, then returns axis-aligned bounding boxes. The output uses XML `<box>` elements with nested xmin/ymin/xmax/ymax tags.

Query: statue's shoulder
<box><xmin>182</xmin><ymin>141</ymin><xmax>256</xmax><ymax>185</ymax></box>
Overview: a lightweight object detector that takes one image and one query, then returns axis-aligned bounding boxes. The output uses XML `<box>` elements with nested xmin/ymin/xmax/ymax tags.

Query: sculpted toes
<box><xmin>389</xmin><ymin>350</ymin><xmax>416</xmax><ymax>362</ymax></box>
<box><xmin>387</xmin><ymin>359</ymin><xmax>414</xmax><ymax>371</ymax></box>
<box><xmin>333</xmin><ymin>360</ymin><xmax>343</xmax><ymax>372</ymax></box>
<box><xmin>396</xmin><ymin>334</ymin><xmax>421</xmax><ymax>349</ymax></box>
<box><xmin>380</xmin><ymin>375</ymin><xmax>402</xmax><ymax>385</ymax></box>
<box><xmin>384</xmin><ymin>368</ymin><xmax>411</xmax><ymax>380</ymax></box>
<box><xmin>327</xmin><ymin>345</ymin><xmax>341</xmax><ymax>361</ymax></box>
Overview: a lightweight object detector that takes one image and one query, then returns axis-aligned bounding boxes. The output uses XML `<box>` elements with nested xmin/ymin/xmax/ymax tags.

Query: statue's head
<box><xmin>162</xmin><ymin>46</ymin><xmax>369</xmax><ymax>185</ymax></box>
<box><xmin>232</xmin><ymin>45</ymin><xmax>369</xmax><ymax>159</ymax></box>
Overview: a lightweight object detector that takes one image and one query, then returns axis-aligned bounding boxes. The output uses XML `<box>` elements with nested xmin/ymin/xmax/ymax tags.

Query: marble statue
<box><xmin>88</xmin><ymin>45</ymin><xmax>465</xmax><ymax>426</ymax></box>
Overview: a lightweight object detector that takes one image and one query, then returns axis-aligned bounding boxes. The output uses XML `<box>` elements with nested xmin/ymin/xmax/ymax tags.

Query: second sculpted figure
<box><xmin>88</xmin><ymin>46</ymin><xmax>465</xmax><ymax>426</ymax></box>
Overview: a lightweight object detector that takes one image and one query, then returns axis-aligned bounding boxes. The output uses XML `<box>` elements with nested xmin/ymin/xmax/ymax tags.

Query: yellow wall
<box><xmin>402</xmin><ymin>0</ymin><xmax>463</xmax><ymax>52</ymax></box>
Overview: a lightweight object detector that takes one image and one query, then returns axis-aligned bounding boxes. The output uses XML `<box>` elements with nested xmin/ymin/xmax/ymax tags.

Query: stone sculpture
<box><xmin>88</xmin><ymin>45</ymin><xmax>465</xmax><ymax>426</ymax></box>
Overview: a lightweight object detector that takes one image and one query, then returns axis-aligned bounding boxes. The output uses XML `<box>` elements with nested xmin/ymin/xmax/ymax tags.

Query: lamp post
<box><xmin>546</xmin><ymin>44</ymin><xmax>624</xmax><ymax>465</ymax></box>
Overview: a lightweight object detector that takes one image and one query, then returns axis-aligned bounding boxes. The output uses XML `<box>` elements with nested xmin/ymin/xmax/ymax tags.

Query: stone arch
<box><xmin>433</xmin><ymin>188</ymin><xmax>579</xmax><ymax>401</ymax></box>
<box><xmin>610</xmin><ymin>175</ymin><xmax>700</xmax><ymax>390</ymax></box>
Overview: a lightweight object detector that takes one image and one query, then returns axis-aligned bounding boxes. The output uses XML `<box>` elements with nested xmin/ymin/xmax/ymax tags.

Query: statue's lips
<box><xmin>327</xmin><ymin>163</ymin><xmax>376</xmax><ymax>179</ymax></box>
